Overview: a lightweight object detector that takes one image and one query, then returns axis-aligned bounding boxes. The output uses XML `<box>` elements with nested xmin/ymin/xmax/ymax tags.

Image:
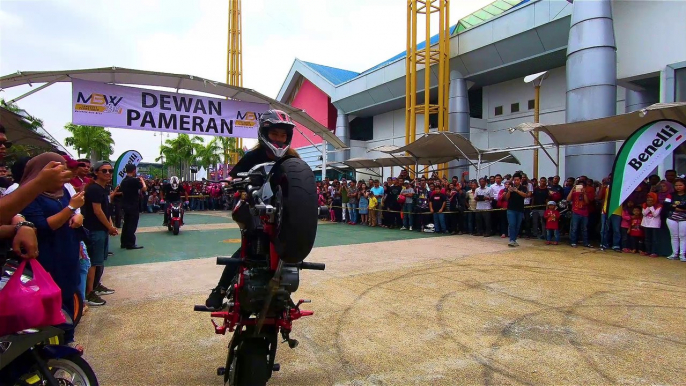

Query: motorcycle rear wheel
<box><xmin>230</xmin><ymin>338</ymin><xmax>269</xmax><ymax>386</ymax></box>
<box><xmin>271</xmin><ymin>157</ymin><xmax>318</xmax><ymax>263</ymax></box>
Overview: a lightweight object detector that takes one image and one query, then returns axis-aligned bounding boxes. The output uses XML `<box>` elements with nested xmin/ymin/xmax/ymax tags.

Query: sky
<box><xmin>0</xmin><ymin>0</ymin><xmax>493</xmax><ymax>162</ymax></box>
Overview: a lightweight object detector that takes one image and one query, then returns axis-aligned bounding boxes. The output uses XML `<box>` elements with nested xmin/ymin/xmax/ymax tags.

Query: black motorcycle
<box><xmin>0</xmin><ymin>256</ymin><xmax>98</xmax><ymax>386</ymax></box>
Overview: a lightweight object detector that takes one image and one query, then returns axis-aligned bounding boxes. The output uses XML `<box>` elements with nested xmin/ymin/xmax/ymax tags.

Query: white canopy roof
<box><xmin>0</xmin><ymin>67</ymin><xmax>347</xmax><ymax>149</ymax></box>
<box><xmin>513</xmin><ymin>102</ymin><xmax>686</xmax><ymax>145</ymax></box>
<box><xmin>372</xmin><ymin>132</ymin><xmax>520</xmax><ymax>166</ymax></box>
<box><xmin>342</xmin><ymin>155</ymin><xmax>455</xmax><ymax>169</ymax></box>
<box><xmin>0</xmin><ymin>106</ymin><xmax>61</xmax><ymax>149</ymax></box>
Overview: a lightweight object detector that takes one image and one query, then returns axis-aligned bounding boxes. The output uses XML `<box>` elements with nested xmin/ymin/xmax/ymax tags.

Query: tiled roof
<box><xmin>301</xmin><ymin>61</ymin><xmax>360</xmax><ymax>85</ymax></box>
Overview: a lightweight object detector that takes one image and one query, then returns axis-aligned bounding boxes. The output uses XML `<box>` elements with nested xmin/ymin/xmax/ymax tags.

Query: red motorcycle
<box><xmin>167</xmin><ymin>202</ymin><xmax>184</xmax><ymax>235</ymax></box>
<box><xmin>194</xmin><ymin>157</ymin><xmax>322</xmax><ymax>386</ymax></box>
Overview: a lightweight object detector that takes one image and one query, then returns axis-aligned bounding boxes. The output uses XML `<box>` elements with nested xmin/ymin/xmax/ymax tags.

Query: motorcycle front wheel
<box><xmin>228</xmin><ymin>338</ymin><xmax>269</xmax><ymax>386</ymax></box>
<box><xmin>21</xmin><ymin>354</ymin><xmax>99</xmax><ymax>386</ymax></box>
<box><xmin>173</xmin><ymin>222</ymin><xmax>180</xmax><ymax>235</ymax></box>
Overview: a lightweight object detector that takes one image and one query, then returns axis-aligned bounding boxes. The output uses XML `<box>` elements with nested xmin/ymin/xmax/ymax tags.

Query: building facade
<box><xmin>277</xmin><ymin>0</ymin><xmax>686</xmax><ymax>181</ymax></box>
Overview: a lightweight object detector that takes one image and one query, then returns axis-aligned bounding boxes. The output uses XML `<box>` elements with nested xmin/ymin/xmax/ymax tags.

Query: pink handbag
<box><xmin>0</xmin><ymin>259</ymin><xmax>66</xmax><ymax>336</ymax></box>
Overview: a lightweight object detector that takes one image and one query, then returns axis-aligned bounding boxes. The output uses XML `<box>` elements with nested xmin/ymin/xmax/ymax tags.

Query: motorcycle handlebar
<box><xmin>194</xmin><ymin>305</ymin><xmax>214</xmax><ymax>312</ymax></box>
<box><xmin>216</xmin><ymin>256</ymin><xmax>242</xmax><ymax>266</ymax></box>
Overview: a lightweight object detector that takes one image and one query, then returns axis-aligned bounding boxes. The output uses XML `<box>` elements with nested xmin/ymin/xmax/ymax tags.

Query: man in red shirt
<box><xmin>69</xmin><ymin>159</ymin><xmax>92</xmax><ymax>192</ymax></box>
<box><xmin>567</xmin><ymin>178</ymin><xmax>592</xmax><ymax>248</ymax></box>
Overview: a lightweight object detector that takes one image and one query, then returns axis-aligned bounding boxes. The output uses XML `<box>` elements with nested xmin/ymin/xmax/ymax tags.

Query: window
<box><xmin>511</xmin><ymin>103</ymin><xmax>520</xmax><ymax>113</ymax></box>
<box><xmin>494</xmin><ymin>106</ymin><xmax>503</xmax><ymax>116</ymax></box>
<box><xmin>528</xmin><ymin>99</ymin><xmax>535</xmax><ymax>110</ymax></box>
<box><xmin>349</xmin><ymin>117</ymin><xmax>373</xmax><ymax>141</ymax></box>
<box><xmin>468</xmin><ymin>88</ymin><xmax>483</xmax><ymax>119</ymax></box>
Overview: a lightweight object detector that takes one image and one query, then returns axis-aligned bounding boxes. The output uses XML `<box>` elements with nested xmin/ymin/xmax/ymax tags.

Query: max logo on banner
<box><xmin>628</xmin><ymin>124</ymin><xmax>680</xmax><ymax>171</ymax></box>
<box><xmin>235</xmin><ymin>111</ymin><xmax>261</xmax><ymax>127</ymax></box>
<box><xmin>75</xmin><ymin>92</ymin><xmax>123</xmax><ymax>114</ymax></box>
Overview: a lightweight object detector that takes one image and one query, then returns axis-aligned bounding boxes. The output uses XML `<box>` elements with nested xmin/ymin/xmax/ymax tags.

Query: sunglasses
<box><xmin>99</xmin><ymin>169</ymin><xmax>114</xmax><ymax>174</ymax></box>
<box><xmin>0</xmin><ymin>140</ymin><xmax>12</xmax><ymax>149</ymax></box>
<box><xmin>77</xmin><ymin>162</ymin><xmax>88</xmax><ymax>167</ymax></box>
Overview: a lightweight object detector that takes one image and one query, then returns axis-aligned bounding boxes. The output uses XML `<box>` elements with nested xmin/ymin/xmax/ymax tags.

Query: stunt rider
<box><xmin>161</xmin><ymin>176</ymin><xmax>189</xmax><ymax>226</ymax></box>
<box><xmin>205</xmin><ymin>109</ymin><xmax>299</xmax><ymax>309</ymax></box>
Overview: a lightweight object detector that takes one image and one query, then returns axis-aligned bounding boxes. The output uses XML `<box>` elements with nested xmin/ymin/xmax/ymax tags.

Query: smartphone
<box><xmin>575</xmin><ymin>184</ymin><xmax>583</xmax><ymax>193</ymax></box>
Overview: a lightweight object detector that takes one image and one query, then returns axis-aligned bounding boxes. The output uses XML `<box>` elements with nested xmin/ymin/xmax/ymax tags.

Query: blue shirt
<box><xmin>370</xmin><ymin>186</ymin><xmax>384</xmax><ymax>197</ymax></box>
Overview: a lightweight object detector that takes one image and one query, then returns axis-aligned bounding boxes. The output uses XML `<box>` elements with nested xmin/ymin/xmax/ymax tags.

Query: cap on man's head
<box><xmin>125</xmin><ymin>163</ymin><xmax>136</xmax><ymax>173</ymax></box>
<box><xmin>404</xmin><ymin>180</ymin><xmax>410</xmax><ymax>184</ymax></box>
<box><xmin>92</xmin><ymin>160</ymin><xmax>111</xmax><ymax>172</ymax></box>
<box><xmin>547</xmin><ymin>201</ymin><xmax>556</xmax><ymax>206</ymax></box>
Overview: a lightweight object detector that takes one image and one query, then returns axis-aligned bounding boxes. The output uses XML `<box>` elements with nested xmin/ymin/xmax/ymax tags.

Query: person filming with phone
<box><xmin>567</xmin><ymin>177</ymin><xmax>593</xmax><ymax>248</ymax></box>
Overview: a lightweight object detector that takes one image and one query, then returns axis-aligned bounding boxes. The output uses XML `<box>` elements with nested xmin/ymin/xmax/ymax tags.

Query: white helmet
<box><xmin>170</xmin><ymin>176</ymin><xmax>180</xmax><ymax>190</ymax></box>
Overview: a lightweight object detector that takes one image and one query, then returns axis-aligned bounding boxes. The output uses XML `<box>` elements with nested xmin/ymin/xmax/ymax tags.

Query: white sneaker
<box><xmin>667</xmin><ymin>255</ymin><xmax>679</xmax><ymax>260</ymax></box>
<box><xmin>409</xmin><ymin>226</ymin><xmax>413</xmax><ymax>231</ymax></box>
<box><xmin>399</xmin><ymin>226</ymin><xmax>407</xmax><ymax>230</ymax></box>
<box><xmin>680</xmin><ymin>256</ymin><xmax>686</xmax><ymax>262</ymax></box>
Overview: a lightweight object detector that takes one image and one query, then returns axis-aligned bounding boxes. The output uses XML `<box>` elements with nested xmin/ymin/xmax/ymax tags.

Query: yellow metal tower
<box><xmin>227</xmin><ymin>0</ymin><xmax>243</xmax><ymax>165</ymax></box>
<box><xmin>405</xmin><ymin>0</ymin><xmax>450</xmax><ymax>176</ymax></box>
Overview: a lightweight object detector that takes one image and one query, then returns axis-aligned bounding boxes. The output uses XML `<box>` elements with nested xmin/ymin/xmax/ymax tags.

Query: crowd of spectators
<box><xmin>316</xmin><ymin>168</ymin><xmax>683</xmax><ymax>258</ymax></box>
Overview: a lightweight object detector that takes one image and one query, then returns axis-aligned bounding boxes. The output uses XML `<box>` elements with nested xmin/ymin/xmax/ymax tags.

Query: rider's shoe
<box><xmin>162</xmin><ymin>222</ymin><xmax>169</xmax><ymax>226</ymax></box>
<box><xmin>205</xmin><ymin>286</ymin><xmax>227</xmax><ymax>310</ymax></box>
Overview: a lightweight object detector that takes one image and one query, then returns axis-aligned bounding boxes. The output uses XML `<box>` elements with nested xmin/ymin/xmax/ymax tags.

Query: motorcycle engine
<box><xmin>238</xmin><ymin>266</ymin><xmax>299</xmax><ymax>316</ymax></box>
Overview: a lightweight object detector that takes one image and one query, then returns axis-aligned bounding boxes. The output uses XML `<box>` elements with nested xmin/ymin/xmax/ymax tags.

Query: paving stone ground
<box><xmin>77</xmin><ymin>212</ymin><xmax>686</xmax><ymax>386</ymax></box>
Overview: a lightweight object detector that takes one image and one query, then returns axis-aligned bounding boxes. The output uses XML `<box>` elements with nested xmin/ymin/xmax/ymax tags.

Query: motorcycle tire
<box><xmin>234</xmin><ymin>338</ymin><xmax>269</xmax><ymax>386</ymax></box>
<box><xmin>173</xmin><ymin>222</ymin><xmax>180</xmax><ymax>235</ymax></box>
<box><xmin>271</xmin><ymin>158</ymin><xmax>318</xmax><ymax>263</ymax></box>
<box><xmin>39</xmin><ymin>354</ymin><xmax>99</xmax><ymax>386</ymax></box>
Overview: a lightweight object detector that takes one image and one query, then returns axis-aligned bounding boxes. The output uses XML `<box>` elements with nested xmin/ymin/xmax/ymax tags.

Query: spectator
<box><xmin>544</xmin><ymin>200</ymin><xmax>560</xmax><ymax>245</ymax></box>
<box><xmin>474</xmin><ymin>178</ymin><xmax>493</xmax><ymax>237</ymax></box>
<box><xmin>68</xmin><ymin>159</ymin><xmax>91</xmax><ymax>192</ymax></box>
<box><xmin>414</xmin><ymin>178</ymin><xmax>431</xmax><ymax>231</ymax></box>
<box><xmin>385</xmin><ymin>178</ymin><xmax>403</xmax><ymax>229</ymax></box>
<box><xmin>548</xmin><ymin>176</ymin><xmax>563</xmax><ymax>202</ymax></box>
<box><xmin>568</xmin><ymin>178</ymin><xmax>592</xmax><ymax>248</ymax></box>
<box><xmin>505</xmin><ymin>173</ymin><xmax>529</xmax><ymax>247</ymax></box>
<box><xmin>346</xmin><ymin>180</ymin><xmax>359</xmax><ymax>225</ymax></box>
<box><xmin>665</xmin><ymin>178</ymin><xmax>686</xmax><ymax>261</ymax></box>
<box><xmin>2</xmin><ymin>156</ymin><xmax>31</xmax><ymax>197</ymax></box>
<box><xmin>119</xmin><ymin>164</ymin><xmax>146</xmax><ymax>249</ymax></box>
<box><xmin>359</xmin><ymin>185</ymin><xmax>369</xmax><ymax>225</ymax></box>
<box><xmin>20</xmin><ymin>153</ymin><xmax>85</xmax><ymax>348</ymax></box>
<box><xmin>641</xmin><ymin>193</ymin><xmax>662</xmax><ymax>257</ymax></box>
<box><xmin>466</xmin><ymin>180</ymin><xmax>478</xmax><ymax>235</ymax></box>
<box><xmin>620</xmin><ymin>201</ymin><xmax>634</xmax><ymax>253</ymax></box>
<box><xmin>627</xmin><ymin>207</ymin><xmax>644</xmax><ymax>253</ymax></box>
<box><xmin>490</xmin><ymin>174</ymin><xmax>507</xmax><ymax>238</ymax></box>
<box><xmin>369</xmin><ymin>180</ymin><xmax>384</xmax><ymax>227</ymax></box>
<box><xmin>400</xmin><ymin>180</ymin><xmax>414</xmax><ymax>230</ymax></box>
<box><xmin>340</xmin><ymin>177</ymin><xmax>349</xmax><ymax>223</ymax></box>
<box><xmin>82</xmin><ymin>161</ymin><xmax>118</xmax><ymax>306</ymax></box>
<box><xmin>531</xmin><ymin>177</ymin><xmax>550</xmax><ymax>239</ymax></box>
<box><xmin>429</xmin><ymin>184</ymin><xmax>447</xmax><ymax>234</ymax></box>
<box><xmin>599</xmin><ymin>175</ymin><xmax>622</xmax><ymax>252</ymax></box>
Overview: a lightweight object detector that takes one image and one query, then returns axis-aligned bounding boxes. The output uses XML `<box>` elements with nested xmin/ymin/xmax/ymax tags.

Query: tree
<box><xmin>217</xmin><ymin>137</ymin><xmax>245</xmax><ymax>178</ymax></box>
<box><xmin>156</xmin><ymin>134</ymin><xmax>203</xmax><ymax>180</ymax></box>
<box><xmin>1</xmin><ymin>99</ymin><xmax>45</xmax><ymax>132</ymax></box>
<box><xmin>63</xmin><ymin>123</ymin><xmax>115</xmax><ymax>161</ymax></box>
<box><xmin>195</xmin><ymin>138</ymin><xmax>222</xmax><ymax>173</ymax></box>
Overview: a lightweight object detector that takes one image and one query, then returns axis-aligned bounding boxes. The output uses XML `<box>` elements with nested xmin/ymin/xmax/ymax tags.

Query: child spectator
<box><xmin>544</xmin><ymin>200</ymin><xmax>560</xmax><ymax>245</ymax></box>
<box><xmin>627</xmin><ymin>207</ymin><xmax>644</xmax><ymax>253</ymax></box>
<box><xmin>641</xmin><ymin>193</ymin><xmax>662</xmax><ymax>257</ymax></box>
<box><xmin>621</xmin><ymin>201</ymin><xmax>635</xmax><ymax>253</ymax></box>
<box><xmin>368</xmin><ymin>192</ymin><xmax>378</xmax><ymax>227</ymax></box>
